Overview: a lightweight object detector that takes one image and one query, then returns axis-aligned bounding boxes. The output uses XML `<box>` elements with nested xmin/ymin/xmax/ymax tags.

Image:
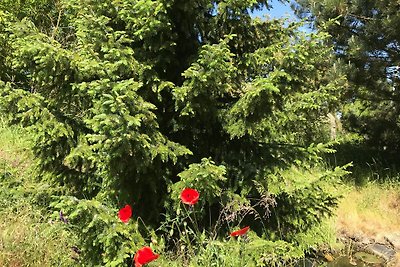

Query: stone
<box><xmin>365</xmin><ymin>243</ymin><xmax>396</xmax><ymax>262</ymax></box>
<box><xmin>385</xmin><ymin>233</ymin><xmax>400</xmax><ymax>251</ymax></box>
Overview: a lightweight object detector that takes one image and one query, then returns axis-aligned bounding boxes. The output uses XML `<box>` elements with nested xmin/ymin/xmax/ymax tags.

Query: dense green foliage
<box><xmin>294</xmin><ymin>0</ymin><xmax>400</xmax><ymax>150</ymax></box>
<box><xmin>0</xmin><ymin>0</ymin><xmax>349</xmax><ymax>265</ymax></box>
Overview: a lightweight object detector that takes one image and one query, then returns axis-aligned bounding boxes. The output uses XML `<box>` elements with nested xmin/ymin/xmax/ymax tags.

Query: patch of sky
<box><xmin>250</xmin><ymin>0</ymin><xmax>313</xmax><ymax>33</ymax></box>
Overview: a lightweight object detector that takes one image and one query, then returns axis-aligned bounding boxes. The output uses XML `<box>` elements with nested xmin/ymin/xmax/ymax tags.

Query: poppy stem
<box><xmin>239</xmin><ymin>239</ymin><xmax>244</xmax><ymax>266</ymax></box>
<box><xmin>182</xmin><ymin>217</ymin><xmax>194</xmax><ymax>255</ymax></box>
<box><xmin>184</xmin><ymin>204</ymin><xmax>200</xmax><ymax>236</ymax></box>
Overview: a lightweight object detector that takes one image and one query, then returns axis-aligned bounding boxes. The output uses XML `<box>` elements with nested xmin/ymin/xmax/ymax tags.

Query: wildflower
<box><xmin>134</xmin><ymin>246</ymin><xmax>159</xmax><ymax>267</ymax></box>
<box><xmin>230</xmin><ymin>226</ymin><xmax>250</xmax><ymax>237</ymax></box>
<box><xmin>118</xmin><ymin>204</ymin><xmax>132</xmax><ymax>223</ymax></box>
<box><xmin>180</xmin><ymin>188</ymin><xmax>199</xmax><ymax>205</ymax></box>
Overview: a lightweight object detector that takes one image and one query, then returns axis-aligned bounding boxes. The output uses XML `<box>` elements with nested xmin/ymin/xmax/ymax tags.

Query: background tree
<box><xmin>293</xmin><ymin>0</ymin><xmax>400</xmax><ymax>150</ymax></box>
<box><xmin>0</xmin><ymin>0</ymin><xmax>348</xmax><ymax>265</ymax></box>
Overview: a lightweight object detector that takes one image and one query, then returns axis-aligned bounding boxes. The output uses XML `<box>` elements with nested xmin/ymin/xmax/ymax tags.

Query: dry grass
<box><xmin>334</xmin><ymin>182</ymin><xmax>400</xmax><ymax>241</ymax></box>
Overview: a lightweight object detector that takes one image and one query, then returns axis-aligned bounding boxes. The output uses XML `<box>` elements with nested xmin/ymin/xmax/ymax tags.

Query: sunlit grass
<box><xmin>0</xmin><ymin>202</ymin><xmax>76</xmax><ymax>267</ymax></box>
<box><xmin>334</xmin><ymin>181</ymin><xmax>400</xmax><ymax>240</ymax></box>
<box><xmin>0</xmin><ymin>119</ymin><xmax>75</xmax><ymax>267</ymax></box>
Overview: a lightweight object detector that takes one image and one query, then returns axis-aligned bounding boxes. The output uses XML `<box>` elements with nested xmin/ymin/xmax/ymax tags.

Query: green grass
<box><xmin>0</xmin><ymin>200</ymin><xmax>76</xmax><ymax>267</ymax></box>
<box><xmin>0</xmin><ymin>120</ymin><xmax>76</xmax><ymax>267</ymax></box>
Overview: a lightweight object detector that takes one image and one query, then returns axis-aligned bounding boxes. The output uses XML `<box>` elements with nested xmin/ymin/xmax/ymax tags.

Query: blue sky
<box><xmin>250</xmin><ymin>1</ymin><xmax>313</xmax><ymax>32</ymax></box>
<box><xmin>251</xmin><ymin>0</ymin><xmax>297</xmax><ymax>20</ymax></box>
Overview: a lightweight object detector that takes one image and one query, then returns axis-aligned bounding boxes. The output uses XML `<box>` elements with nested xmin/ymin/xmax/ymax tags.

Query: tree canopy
<box><xmin>294</xmin><ymin>0</ymin><xmax>400</xmax><ymax>149</ymax></box>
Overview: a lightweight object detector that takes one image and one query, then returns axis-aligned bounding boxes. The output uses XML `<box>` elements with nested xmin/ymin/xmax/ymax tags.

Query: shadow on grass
<box><xmin>325</xmin><ymin>143</ymin><xmax>400</xmax><ymax>185</ymax></box>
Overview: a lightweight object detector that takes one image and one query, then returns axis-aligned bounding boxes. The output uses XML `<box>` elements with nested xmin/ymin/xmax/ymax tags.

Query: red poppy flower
<box><xmin>180</xmin><ymin>188</ymin><xmax>199</xmax><ymax>205</ymax></box>
<box><xmin>134</xmin><ymin>246</ymin><xmax>159</xmax><ymax>267</ymax></box>
<box><xmin>118</xmin><ymin>204</ymin><xmax>132</xmax><ymax>223</ymax></box>
<box><xmin>230</xmin><ymin>226</ymin><xmax>250</xmax><ymax>237</ymax></box>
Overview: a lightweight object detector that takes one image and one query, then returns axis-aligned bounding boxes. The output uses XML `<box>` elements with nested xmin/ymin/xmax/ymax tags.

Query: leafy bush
<box><xmin>179</xmin><ymin>235</ymin><xmax>305</xmax><ymax>267</ymax></box>
<box><xmin>52</xmin><ymin>197</ymin><xmax>147</xmax><ymax>266</ymax></box>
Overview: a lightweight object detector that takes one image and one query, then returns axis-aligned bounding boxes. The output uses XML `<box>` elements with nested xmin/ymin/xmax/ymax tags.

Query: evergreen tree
<box><xmin>294</xmin><ymin>0</ymin><xmax>400</xmax><ymax>149</ymax></box>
